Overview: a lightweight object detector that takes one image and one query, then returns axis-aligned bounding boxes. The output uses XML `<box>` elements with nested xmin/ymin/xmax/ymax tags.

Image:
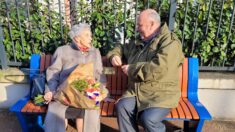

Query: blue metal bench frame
<box><xmin>162</xmin><ymin>58</ymin><xmax>212</xmax><ymax>132</ymax></box>
<box><xmin>10</xmin><ymin>54</ymin><xmax>44</xmax><ymax>132</ymax></box>
<box><xmin>187</xmin><ymin>58</ymin><xmax>212</xmax><ymax>131</ymax></box>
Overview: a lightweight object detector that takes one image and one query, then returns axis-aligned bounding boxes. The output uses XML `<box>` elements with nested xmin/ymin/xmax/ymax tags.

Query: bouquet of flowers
<box><xmin>54</xmin><ymin>62</ymin><xmax>108</xmax><ymax>109</ymax></box>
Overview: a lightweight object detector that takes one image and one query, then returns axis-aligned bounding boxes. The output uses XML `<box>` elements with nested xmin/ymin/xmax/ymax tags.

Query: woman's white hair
<box><xmin>68</xmin><ymin>23</ymin><xmax>91</xmax><ymax>39</ymax></box>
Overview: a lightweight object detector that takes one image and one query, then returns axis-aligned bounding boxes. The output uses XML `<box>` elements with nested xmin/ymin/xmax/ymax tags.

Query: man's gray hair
<box><xmin>68</xmin><ymin>23</ymin><xmax>91</xmax><ymax>39</ymax></box>
<box><xmin>148</xmin><ymin>11</ymin><xmax>161</xmax><ymax>24</ymax></box>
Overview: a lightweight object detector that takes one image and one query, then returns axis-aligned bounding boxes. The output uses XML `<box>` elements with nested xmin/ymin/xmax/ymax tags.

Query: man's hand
<box><xmin>121</xmin><ymin>65</ymin><xmax>129</xmax><ymax>75</ymax></box>
<box><xmin>44</xmin><ymin>92</ymin><xmax>53</xmax><ymax>104</ymax></box>
<box><xmin>111</xmin><ymin>56</ymin><xmax>122</xmax><ymax>66</ymax></box>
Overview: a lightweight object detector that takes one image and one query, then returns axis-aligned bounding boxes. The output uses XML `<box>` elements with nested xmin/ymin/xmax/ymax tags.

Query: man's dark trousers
<box><xmin>116</xmin><ymin>97</ymin><xmax>170</xmax><ymax>132</ymax></box>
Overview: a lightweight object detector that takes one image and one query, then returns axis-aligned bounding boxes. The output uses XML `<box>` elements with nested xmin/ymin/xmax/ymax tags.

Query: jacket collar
<box><xmin>149</xmin><ymin>23</ymin><xmax>170</xmax><ymax>50</ymax></box>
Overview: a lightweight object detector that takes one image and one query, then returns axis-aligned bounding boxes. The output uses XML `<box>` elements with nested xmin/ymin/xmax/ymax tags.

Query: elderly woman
<box><xmin>43</xmin><ymin>23</ymin><xmax>105</xmax><ymax>132</ymax></box>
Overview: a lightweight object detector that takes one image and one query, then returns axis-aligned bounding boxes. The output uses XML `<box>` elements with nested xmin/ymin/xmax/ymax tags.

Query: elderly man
<box><xmin>44</xmin><ymin>23</ymin><xmax>105</xmax><ymax>132</ymax></box>
<box><xmin>107</xmin><ymin>9</ymin><xmax>185</xmax><ymax>132</ymax></box>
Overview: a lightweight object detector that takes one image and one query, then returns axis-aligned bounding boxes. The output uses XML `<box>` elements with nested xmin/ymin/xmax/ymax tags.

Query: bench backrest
<box><xmin>30</xmin><ymin>54</ymin><xmax>194</xmax><ymax>99</ymax></box>
<box><xmin>103</xmin><ymin>58</ymin><xmax>190</xmax><ymax>99</ymax></box>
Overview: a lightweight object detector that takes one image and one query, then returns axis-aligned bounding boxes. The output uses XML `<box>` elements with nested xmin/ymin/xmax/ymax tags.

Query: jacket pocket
<box><xmin>140</xmin><ymin>81</ymin><xmax>178</xmax><ymax>92</ymax></box>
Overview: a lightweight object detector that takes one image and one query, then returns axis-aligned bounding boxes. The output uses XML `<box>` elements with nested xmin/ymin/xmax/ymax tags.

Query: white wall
<box><xmin>198</xmin><ymin>89</ymin><xmax>235</xmax><ymax>121</ymax></box>
<box><xmin>198</xmin><ymin>72</ymin><xmax>235</xmax><ymax>121</ymax></box>
<box><xmin>0</xmin><ymin>68</ymin><xmax>30</xmax><ymax>109</ymax></box>
<box><xmin>0</xmin><ymin>70</ymin><xmax>234</xmax><ymax>120</ymax></box>
<box><xmin>0</xmin><ymin>83</ymin><xmax>29</xmax><ymax>108</ymax></box>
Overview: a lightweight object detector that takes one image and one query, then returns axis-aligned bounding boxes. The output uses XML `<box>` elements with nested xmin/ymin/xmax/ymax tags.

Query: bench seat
<box><xmin>10</xmin><ymin>54</ymin><xmax>212</xmax><ymax>132</ymax></box>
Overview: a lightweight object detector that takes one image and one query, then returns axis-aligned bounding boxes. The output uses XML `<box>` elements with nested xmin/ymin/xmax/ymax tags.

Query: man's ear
<box><xmin>151</xmin><ymin>21</ymin><xmax>159</xmax><ymax>31</ymax></box>
<box><xmin>149</xmin><ymin>21</ymin><xmax>155</xmax><ymax>30</ymax></box>
<box><xmin>151</xmin><ymin>21</ymin><xmax>154</xmax><ymax>26</ymax></box>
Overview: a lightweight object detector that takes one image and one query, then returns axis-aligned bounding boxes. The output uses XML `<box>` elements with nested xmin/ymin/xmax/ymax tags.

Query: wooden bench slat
<box><xmin>179</xmin><ymin>63</ymin><xmax>183</xmax><ymax>94</ymax></box>
<box><xmin>100</xmin><ymin>102</ymin><xmax>109</xmax><ymax>116</ymax></box>
<box><xmin>181</xmin><ymin>58</ymin><xmax>188</xmax><ymax>98</ymax></box>
<box><xmin>166</xmin><ymin>112</ymin><xmax>172</xmax><ymax>118</ymax></box>
<box><xmin>122</xmin><ymin>70</ymin><xmax>128</xmax><ymax>95</ymax></box>
<box><xmin>25</xmin><ymin>101</ymin><xmax>34</xmax><ymax>112</ymax></box>
<box><xmin>179</xmin><ymin>98</ymin><xmax>192</xmax><ymax>119</ymax></box>
<box><xmin>116</xmin><ymin>67</ymin><xmax>122</xmax><ymax>95</ymax></box>
<box><xmin>40</xmin><ymin>55</ymin><xmax>46</xmax><ymax>73</ymax></box>
<box><xmin>107</xmin><ymin>102</ymin><xmax>115</xmax><ymax>116</ymax></box>
<box><xmin>33</xmin><ymin>105</ymin><xmax>42</xmax><ymax>113</ymax></box>
<box><xmin>21</xmin><ymin>100</ymin><xmax>47</xmax><ymax>113</ymax></box>
<box><xmin>182</xmin><ymin>98</ymin><xmax>199</xmax><ymax>119</ymax></box>
<box><xmin>100</xmin><ymin>101</ymin><xmax>105</xmax><ymax>115</ymax></box>
<box><xmin>39</xmin><ymin>106</ymin><xmax>47</xmax><ymax>113</ymax></box>
<box><xmin>177</xmin><ymin>102</ymin><xmax>186</xmax><ymax>119</ymax></box>
<box><xmin>45</xmin><ymin>55</ymin><xmax>51</xmax><ymax>69</ymax></box>
<box><xmin>26</xmin><ymin>101</ymin><xmax>35</xmax><ymax>112</ymax></box>
<box><xmin>171</xmin><ymin>108</ymin><xmax>179</xmax><ymax>118</ymax></box>
<box><xmin>106</xmin><ymin>74</ymin><xmax>112</xmax><ymax>91</ymax></box>
<box><xmin>25</xmin><ymin>100</ymin><xmax>34</xmax><ymax>112</ymax></box>
<box><xmin>166</xmin><ymin>114</ymin><xmax>171</xmax><ymax>118</ymax></box>
<box><xmin>106</xmin><ymin>58</ymin><xmax>112</xmax><ymax>67</ymax></box>
<box><xmin>100</xmin><ymin>95</ymin><xmax>121</xmax><ymax>117</ymax></box>
<box><xmin>21</xmin><ymin>101</ymin><xmax>31</xmax><ymax>112</ymax></box>
<box><xmin>102</xmin><ymin>57</ymin><xmax>108</xmax><ymax>67</ymax></box>
<box><xmin>105</xmin><ymin>59</ymin><xmax>113</xmax><ymax>93</ymax></box>
<box><xmin>111</xmin><ymin>68</ymin><xmax>117</xmax><ymax>95</ymax></box>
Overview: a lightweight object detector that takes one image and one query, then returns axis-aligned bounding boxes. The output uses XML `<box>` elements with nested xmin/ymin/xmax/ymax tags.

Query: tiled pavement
<box><xmin>0</xmin><ymin>110</ymin><xmax>235</xmax><ymax>132</ymax></box>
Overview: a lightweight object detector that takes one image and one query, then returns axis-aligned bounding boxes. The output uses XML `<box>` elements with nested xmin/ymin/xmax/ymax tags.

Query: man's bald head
<box><xmin>137</xmin><ymin>9</ymin><xmax>161</xmax><ymax>41</ymax></box>
<box><xmin>139</xmin><ymin>9</ymin><xmax>161</xmax><ymax>24</ymax></box>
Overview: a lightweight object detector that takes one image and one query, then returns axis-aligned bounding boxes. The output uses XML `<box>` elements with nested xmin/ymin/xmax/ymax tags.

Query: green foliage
<box><xmin>140</xmin><ymin>0</ymin><xmax>169</xmax><ymax>23</ymax></box>
<box><xmin>0</xmin><ymin>0</ymin><xmax>69</xmax><ymax>64</ymax></box>
<box><xmin>173</xmin><ymin>0</ymin><xmax>235</xmax><ymax>66</ymax></box>
<box><xmin>1</xmin><ymin>0</ymin><xmax>235</xmax><ymax>67</ymax></box>
<box><xmin>73</xmin><ymin>0</ymin><xmax>135</xmax><ymax>55</ymax></box>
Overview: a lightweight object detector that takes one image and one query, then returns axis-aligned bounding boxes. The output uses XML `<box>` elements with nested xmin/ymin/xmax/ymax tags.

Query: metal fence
<box><xmin>0</xmin><ymin>0</ymin><xmax>235</xmax><ymax>71</ymax></box>
<box><xmin>177</xmin><ymin>0</ymin><xmax>235</xmax><ymax>71</ymax></box>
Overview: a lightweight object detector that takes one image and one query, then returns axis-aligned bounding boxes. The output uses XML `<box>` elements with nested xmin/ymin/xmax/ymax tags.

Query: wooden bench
<box><xmin>10</xmin><ymin>54</ymin><xmax>212</xmax><ymax>132</ymax></box>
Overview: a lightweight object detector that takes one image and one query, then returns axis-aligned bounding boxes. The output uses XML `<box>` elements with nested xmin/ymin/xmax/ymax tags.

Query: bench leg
<box><xmin>196</xmin><ymin>119</ymin><xmax>204</xmax><ymax>132</ymax></box>
<box><xmin>16</xmin><ymin>112</ymin><xmax>45</xmax><ymax>132</ymax></box>
<box><xmin>183</xmin><ymin>121</ymin><xmax>189</xmax><ymax>132</ymax></box>
<box><xmin>16</xmin><ymin>112</ymin><xmax>28</xmax><ymax>132</ymax></box>
<box><xmin>184</xmin><ymin>120</ymin><xmax>205</xmax><ymax>132</ymax></box>
<box><xmin>37</xmin><ymin>115</ymin><xmax>44</xmax><ymax>130</ymax></box>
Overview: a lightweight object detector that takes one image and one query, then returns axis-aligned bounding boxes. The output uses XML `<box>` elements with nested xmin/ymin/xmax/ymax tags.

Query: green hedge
<box><xmin>0</xmin><ymin>0</ymin><xmax>234</xmax><ymax>67</ymax></box>
<box><xmin>0</xmin><ymin>0</ymin><xmax>70</xmax><ymax>63</ymax></box>
<box><xmin>174</xmin><ymin>0</ymin><xmax>235</xmax><ymax>66</ymax></box>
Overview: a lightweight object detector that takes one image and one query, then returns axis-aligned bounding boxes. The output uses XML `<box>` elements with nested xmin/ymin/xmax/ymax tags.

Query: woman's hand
<box><xmin>44</xmin><ymin>92</ymin><xmax>54</xmax><ymax>104</ymax></box>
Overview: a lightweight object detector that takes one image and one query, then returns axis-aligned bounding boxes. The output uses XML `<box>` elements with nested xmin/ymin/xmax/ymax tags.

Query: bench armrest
<box><xmin>10</xmin><ymin>95</ymin><xmax>30</xmax><ymax>112</ymax></box>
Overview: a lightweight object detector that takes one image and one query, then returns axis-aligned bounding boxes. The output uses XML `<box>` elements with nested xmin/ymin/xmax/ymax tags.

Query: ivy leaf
<box><xmin>202</xmin><ymin>4</ymin><xmax>206</xmax><ymax>11</ymax></box>
<box><xmin>231</xmin><ymin>44</ymin><xmax>235</xmax><ymax>49</ymax></box>
<box><xmin>212</xmin><ymin>47</ymin><xmax>219</xmax><ymax>53</ymax></box>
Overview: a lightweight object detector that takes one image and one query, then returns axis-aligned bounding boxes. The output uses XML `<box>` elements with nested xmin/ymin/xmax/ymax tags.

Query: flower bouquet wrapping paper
<box><xmin>54</xmin><ymin>62</ymin><xmax>108</xmax><ymax>109</ymax></box>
